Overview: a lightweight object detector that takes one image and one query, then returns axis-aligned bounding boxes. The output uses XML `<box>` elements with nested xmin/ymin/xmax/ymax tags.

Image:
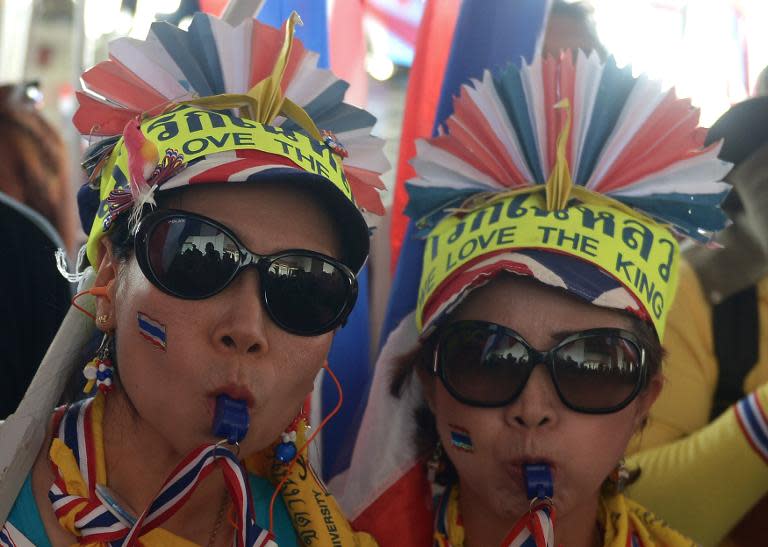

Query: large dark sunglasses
<box><xmin>134</xmin><ymin>209</ymin><xmax>358</xmax><ymax>336</ymax></box>
<box><xmin>432</xmin><ymin>320</ymin><xmax>647</xmax><ymax>414</ymax></box>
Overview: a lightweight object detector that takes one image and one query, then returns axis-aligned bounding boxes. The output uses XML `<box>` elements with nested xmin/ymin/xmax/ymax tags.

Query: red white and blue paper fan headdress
<box><xmin>76</xmin><ymin>12</ymin><xmax>388</xmax><ymax>272</ymax></box>
<box><xmin>332</xmin><ymin>51</ymin><xmax>733</xmax><ymax>546</ymax></box>
<box><xmin>406</xmin><ymin>51</ymin><xmax>732</xmax><ymax>338</ymax></box>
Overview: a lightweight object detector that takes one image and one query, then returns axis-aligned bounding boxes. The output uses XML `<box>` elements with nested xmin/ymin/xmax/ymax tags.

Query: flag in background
<box><xmin>363</xmin><ymin>0</ymin><xmax>423</xmax><ymax>63</ymax></box>
<box><xmin>388</xmin><ymin>0</ymin><xmax>461</xmax><ymax>276</ymax></box>
<box><xmin>330</xmin><ymin>2</ymin><xmax>551</xmax><ymax>543</ymax></box>
<box><xmin>256</xmin><ymin>0</ymin><xmax>330</xmax><ymax>67</ymax></box>
<box><xmin>329</xmin><ymin>0</ymin><xmax>368</xmax><ymax>107</ymax></box>
<box><xmin>385</xmin><ymin>0</ymin><xmax>551</xmax><ymax>351</ymax></box>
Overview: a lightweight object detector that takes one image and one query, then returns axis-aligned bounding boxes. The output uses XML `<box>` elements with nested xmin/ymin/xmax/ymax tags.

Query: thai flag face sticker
<box><xmin>449</xmin><ymin>424</ymin><xmax>474</xmax><ymax>452</ymax></box>
<box><xmin>137</xmin><ymin>312</ymin><xmax>167</xmax><ymax>351</ymax></box>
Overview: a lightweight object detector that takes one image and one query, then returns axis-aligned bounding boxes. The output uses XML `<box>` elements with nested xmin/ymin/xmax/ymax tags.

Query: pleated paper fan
<box><xmin>74</xmin><ymin>12</ymin><xmax>388</xmax><ymax>214</ymax></box>
<box><xmin>406</xmin><ymin>50</ymin><xmax>732</xmax><ymax>241</ymax></box>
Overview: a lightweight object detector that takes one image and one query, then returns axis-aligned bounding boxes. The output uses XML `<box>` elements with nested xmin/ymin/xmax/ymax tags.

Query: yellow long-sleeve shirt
<box><xmin>625</xmin><ymin>260</ymin><xmax>768</xmax><ymax>546</ymax></box>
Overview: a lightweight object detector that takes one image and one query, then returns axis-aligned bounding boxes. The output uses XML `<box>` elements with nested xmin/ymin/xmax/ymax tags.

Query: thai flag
<box><xmin>449</xmin><ymin>426</ymin><xmax>474</xmax><ymax>452</ymax></box>
<box><xmin>329</xmin><ymin>2</ymin><xmax>550</xmax><ymax>544</ymax></box>
<box><xmin>494</xmin><ymin>502</ymin><xmax>555</xmax><ymax>547</ymax></box>
<box><xmin>388</xmin><ymin>0</ymin><xmax>461</xmax><ymax>274</ymax></box>
<box><xmin>364</xmin><ymin>0</ymin><xmax>424</xmax><ymax>56</ymax></box>
<box><xmin>735</xmin><ymin>391</ymin><xmax>768</xmax><ymax>464</ymax></box>
<box><xmin>256</xmin><ymin>0</ymin><xmax>330</xmax><ymax>67</ymax></box>
<box><xmin>137</xmin><ymin>312</ymin><xmax>167</xmax><ymax>351</ymax></box>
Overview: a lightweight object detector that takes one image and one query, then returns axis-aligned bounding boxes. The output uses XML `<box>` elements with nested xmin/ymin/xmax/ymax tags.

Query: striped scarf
<box><xmin>432</xmin><ymin>485</ymin><xmax>697</xmax><ymax>547</ymax></box>
<box><xmin>47</xmin><ymin>394</ymin><xmax>274</xmax><ymax>547</ymax></box>
<box><xmin>432</xmin><ymin>486</ymin><xmax>554</xmax><ymax>547</ymax></box>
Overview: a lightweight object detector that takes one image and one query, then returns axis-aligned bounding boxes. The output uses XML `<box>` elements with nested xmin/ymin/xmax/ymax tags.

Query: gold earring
<box><xmin>96</xmin><ymin>314</ymin><xmax>109</xmax><ymax>326</ymax></box>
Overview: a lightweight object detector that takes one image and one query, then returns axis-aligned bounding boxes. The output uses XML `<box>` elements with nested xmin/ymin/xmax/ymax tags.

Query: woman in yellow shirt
<box><xmin>627</xmin><ymin>98</ymin><xmax>768</xmax><ymax>547</ymax></box>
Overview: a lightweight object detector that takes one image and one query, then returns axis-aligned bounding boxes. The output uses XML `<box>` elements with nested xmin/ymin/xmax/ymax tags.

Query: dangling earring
<box><xmin>275</xmin><ymin>429</ymin><xmax>297</xmax><ymax>463</ymax></box>
<box><xmin>604</xmin><ymin>458</ymin><xmax>631</xmax><ymax>495</ymax></box>
<box><xmin>427</xmin><ymin>440</ymin><xmax>445</xmax><ymax>483</ymax></box>
<box><xmin>83</xmin><ymin>332</ymin><xmax>114</xmax><ymax>394</ymax></box>
<box><xmin>275</xmin><ymin>408</ymin><xmax>306</xmax><ymax>464</ymax></box>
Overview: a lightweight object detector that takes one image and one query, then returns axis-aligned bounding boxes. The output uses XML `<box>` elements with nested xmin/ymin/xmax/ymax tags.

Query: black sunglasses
<box><xmin>432</xmin><ymin>320</ymin><xmax>647</xmax><ymax>414</ymax></box>
<box><xmin>134</xmin><ymin>209</ymin><xmax>358</xmax><ymax>336</ymax></box>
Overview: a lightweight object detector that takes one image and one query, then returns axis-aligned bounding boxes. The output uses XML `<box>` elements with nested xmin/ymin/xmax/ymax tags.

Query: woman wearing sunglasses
<box><xmin>335</xmin><ymin>52</ymin><xmax>732</xmax><ymax>547</ymax></box>
<box><xmin>0</xmin><ymin>13</ymin><xmax>385</xmax><ymax>547</ymax></box>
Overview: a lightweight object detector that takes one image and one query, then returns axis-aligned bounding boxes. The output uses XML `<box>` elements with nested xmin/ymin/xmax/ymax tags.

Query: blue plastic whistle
<box><xmin>212</xmin><ymin>394</ymin><xmax>249</xmax><ymax>444</ymax></box>
<box><xmin>523</xmin><ymin>463</ymin><xmax>554</xmax><ymax>500</ymax></box>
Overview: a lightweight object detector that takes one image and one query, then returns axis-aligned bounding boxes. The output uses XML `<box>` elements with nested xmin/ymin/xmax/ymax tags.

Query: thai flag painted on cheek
<box><xmin>449</xmin><ymin>425</ymin><xmax>474</xmax><ymax>452</ymax></box>
<box><xmin>137</xmin><ymin>312</ymin><xmax>167</xmax><ymax>351</ymax></box>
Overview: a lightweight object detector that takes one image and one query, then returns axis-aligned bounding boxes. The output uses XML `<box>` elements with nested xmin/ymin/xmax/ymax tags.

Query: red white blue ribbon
<box><xmin>433</xmin><ymin>486</ymin><xmax>555</xmax><ymax>547</ymax></box>
<box><xmin>735</xmin><ymin>391</ymin><xmax>768</xmax><ymax>464</ymax></box>
<box><xmin>48</xmin><ymin>396</ymin><xmax>277</xmax><ymax>546</ymax></box>
<box><xmin>0</xmin><ymin>521</ymin><xmax>35</xmax><ymax>547</ymax></box>
<box><xmin>498</xmin><ymin>502</ymin><xmax>555</xmax><ymax>547</ymax></box>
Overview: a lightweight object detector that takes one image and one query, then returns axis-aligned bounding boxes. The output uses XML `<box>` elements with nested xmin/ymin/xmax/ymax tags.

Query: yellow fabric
<box><xmin>628</xmin><ymin>260</ymin><xmax>718</xmax><ymax>452</ymax></box>
<box><xmin>435</xmin><ymin>484</ymin><xmax>694</xmax><ymax>546</ymax></box>
<box><xmin>439</xmin><ymin>486</ymin><xmax>464</xmax><ymax>546</ymax></box>
<box><xmin>245</xmin><ymin>418</ymin><xmax>377</xmax><ymax>547</ymax></box>
<box><xmin>52</xmin><ymin>437</ymin><xmax>194</xmax><ymax>546</ymax></box>
<box><xmin>624</xmin><ymin>262</ymin><xmax>768</xmax><ymax>546</ymax></box>
<box><xmin>49</xmin><ymin>439</ymin><xmax>89</xmax><ymax>534</ymax></box>
<box><xmin>600</xmin><ymin>495</ymin><xmax>696</xmax><ymax>547</ymax></box>
<box><xmin>626</xmin><ymin>382</ymin><xmax>768</xmax><ymax>546</ymax></box>
<box><xmin>545</xmin><ymin>99</ymin><xmax>574</xmax><ymax>212</ymax></box>
<box><xmin>630</xmin><ymin>262</ymin><xmax>768</xmax><ymax>447</ymax></box>
<box><xmin>419</xmin><ymin>191</ymin><xmax>680</xmax><ymax>337</ymax></box>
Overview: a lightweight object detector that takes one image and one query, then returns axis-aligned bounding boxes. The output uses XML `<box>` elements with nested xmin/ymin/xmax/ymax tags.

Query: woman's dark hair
<box><xmin>106</xmin><ymin>209</ymin><xmax>136</xmax><ymax>261</ymax></box>
<box><xmin>390</xmin><ymin>310</ymin><xmax>664</xmax><ymax>487</ymax></box>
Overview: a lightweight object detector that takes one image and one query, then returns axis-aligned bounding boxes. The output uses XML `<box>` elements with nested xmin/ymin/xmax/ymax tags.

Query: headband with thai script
<box><xmin>407</xmin><ymin>52</ymin><xmax>733</xmax><ymax>339</ymax></box>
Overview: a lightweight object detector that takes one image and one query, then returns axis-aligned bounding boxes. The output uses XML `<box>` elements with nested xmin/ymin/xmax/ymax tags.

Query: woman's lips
<box><xmin>207</xmin><ymin>384</ymin><xmax>255</xmax><ymax>409</ymax></box>
<box><xmin>505</xmin><ymin>459</ymin><xmax>557</xmax><ymax>488</ymax></box>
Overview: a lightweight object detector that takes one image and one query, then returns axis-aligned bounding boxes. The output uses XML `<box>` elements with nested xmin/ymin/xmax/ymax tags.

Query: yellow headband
<box><xmin>417</xmin><ymin>189</ymin><xmax>680</xmax><ymax>339</ymax></box>
<box><xmin>86</xmin><ymin>105</ymin><xmax>353</xmax><ymax>267</ymax></box>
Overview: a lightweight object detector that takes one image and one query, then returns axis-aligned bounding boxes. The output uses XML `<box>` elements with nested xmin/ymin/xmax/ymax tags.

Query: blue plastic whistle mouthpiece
<box><xmin>212</xmin><ymin>394</ymin><xmax>249</xmax><ymax>444</ymax></box>
<box><xmin>523</xmin><ymin>463</ymin><xmax>554</xmax><ymax>500</ymax></box>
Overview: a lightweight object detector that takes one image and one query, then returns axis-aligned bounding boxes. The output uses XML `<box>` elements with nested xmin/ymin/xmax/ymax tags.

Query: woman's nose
<box><xmin>210</xmin><ymin>268</ymin><xmax>270</xmax><ymax>355</ymax></box>
<box><xmin>504</xmin><ymin>364</ymin><xmax>558</xmax><ymax>429</ymax></box>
